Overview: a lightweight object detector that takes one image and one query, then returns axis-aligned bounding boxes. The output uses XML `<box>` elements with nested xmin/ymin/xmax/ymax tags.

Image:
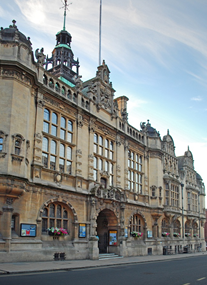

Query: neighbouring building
<box><xmin>0</xmin><ymin>17</ymin><xmax>205</xmax><ymax>262</ymax></box>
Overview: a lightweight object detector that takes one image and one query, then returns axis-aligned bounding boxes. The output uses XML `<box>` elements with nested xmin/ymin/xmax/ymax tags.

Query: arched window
<box><xmin>43</xmin><ymin>74</ymin><xmax>48</xmax><ymax>85</ymax></box>
<box><xmin>55</xmin><ymin>82</ymin><xmax>60</xmax><ymax>92</ymax></box>
<box><xmin>62</xmin><ymin>86</ymin><xmax>66</xmax><ymax>96</ymax></box>
<box><xmin>130</xmin><ymin>214</ymin><xmax>143</xmax><ymax>234</ymax></box>
<box><xmin>67</xmin><ymin>89</ymin><xmax>72</xmax><ymax>99</ymax></box>
<box><xmin>193</xmin><ymin>222</ymin><xmax>198</xmax><ymax>237</ymax></box>
<box><xmin>185</xmin><ymin>221</ymin><xmax>191</xmax><ymax>236</ymax></box>
<box><xmin>42</xmin><ymin>203</ymin><xmax>74</xmax><ymax>237</ymax></box>
<box><xmin>173</xmin><ymin>220</ymin><xmax>180</xmax><ymax>234</ymax></box>
<box><xmin>49</xmin><ymin>79</ymin><xmax>54</xmax><ymax>89</ymax></box>
<box><xmin>162</xmin><ymin>219</ymin><xmax>170</xmax><ymax>235</ymax></box>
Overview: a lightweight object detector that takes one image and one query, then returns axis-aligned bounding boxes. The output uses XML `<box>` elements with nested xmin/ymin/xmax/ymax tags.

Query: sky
<box><xmin>1</xmin><ymin>0</ymin><xmax>206</xmax><ymax>202</ymax></box>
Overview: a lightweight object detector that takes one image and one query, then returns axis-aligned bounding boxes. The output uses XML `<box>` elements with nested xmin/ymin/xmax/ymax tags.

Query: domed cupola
<box><xmin>45</xmin><ymin>0</ymin><xmax>79</xmax><ymax>86</ymax></box>
<box><xmin>0</xmin><ymin>20</ymin><xmax>32</xmax><ymax>51</ymax></box>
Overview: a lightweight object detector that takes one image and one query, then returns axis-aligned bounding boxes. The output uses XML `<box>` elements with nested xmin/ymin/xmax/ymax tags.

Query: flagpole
<box><xmin>99</xmin><ymin>0</ymin><xmax>102</xmax><ymax>66</ymax></box>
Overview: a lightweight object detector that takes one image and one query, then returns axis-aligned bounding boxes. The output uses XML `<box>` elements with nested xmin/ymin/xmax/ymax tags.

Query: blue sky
<box><xmin>1</xmin><ymin>0</ymin><xmax>206</xmax><ymax>200</ymax></box>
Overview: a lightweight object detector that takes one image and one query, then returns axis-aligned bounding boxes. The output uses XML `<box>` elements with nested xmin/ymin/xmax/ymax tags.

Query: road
<box><xmin>0</xmin><ymin>255</ymin><xmax>207</xmax><ymax>285</ymax></box>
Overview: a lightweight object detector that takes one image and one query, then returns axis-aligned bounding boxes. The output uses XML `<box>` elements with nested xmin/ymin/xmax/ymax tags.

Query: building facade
<box><xmin>0</xmin><ymin>19</ymin><xmax>205</xmax><ymax>262</ymax></box>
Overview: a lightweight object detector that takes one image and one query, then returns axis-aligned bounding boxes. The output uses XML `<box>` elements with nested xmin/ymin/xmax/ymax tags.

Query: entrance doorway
<box><xmin>96</xmin><ymin>209</ymin><xmax>117</xmax><ymax>253</ymax></box>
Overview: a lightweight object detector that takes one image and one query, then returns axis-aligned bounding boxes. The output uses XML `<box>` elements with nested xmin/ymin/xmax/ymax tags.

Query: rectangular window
<box><xmin>128</xmin><ymin>151</ymin><xmax>143</xmax><ymax>193</ymax></box>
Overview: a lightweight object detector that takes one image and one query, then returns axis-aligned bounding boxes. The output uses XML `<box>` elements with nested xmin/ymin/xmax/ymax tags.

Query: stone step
<box><xmin>99</xmin><ymin>253</ymin><xmax>123</xmax><ymax>260</ymax></box>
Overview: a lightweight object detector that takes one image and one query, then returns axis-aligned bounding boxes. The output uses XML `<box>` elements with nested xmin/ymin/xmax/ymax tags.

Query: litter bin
<box><xmin>163</xmin><ymin>246</ymin><xmax>167</xmax><ymax>255</ymax></box>
<box><xmin>183</xmin><ymin>246</ymin><xmax>188</xmax><ymax>253</ymax></box>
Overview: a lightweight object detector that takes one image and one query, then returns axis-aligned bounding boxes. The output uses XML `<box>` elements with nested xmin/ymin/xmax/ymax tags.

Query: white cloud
<box><xmin>191</xmin><ymin>96</ymin><xmax>202</xmax><ymax>101</ymax></box>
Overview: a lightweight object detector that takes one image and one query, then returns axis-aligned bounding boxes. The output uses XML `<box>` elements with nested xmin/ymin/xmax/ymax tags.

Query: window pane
<box><xmin>99</xmin><ymin>136</ymin><xmax>103</xmax><ymax>145</ymax></box>
<box><xmin>99</xmin><ymin>146</ymin><xmax>103</xmax><ymax>155</ymax></box>
<box><xmin>94</xmin><ymin>144</ymin><xmax>98</xmax><ymax>153</ymax></box>
<box><xmin>110</xmin><ymin>151</ymin><xmax>113</xmax><ymax>160</ymax></box>
<box><xmin>52</xmin><ymin>112</ymin><xmax>57</xmax><ymax>124</ymax></box>
<box><xmin>60</xmin><ymin>129</ymin><xmax>66</xmax><ymax>140</ymax></box>
<box><xmin>49</xmin><ymin>204</ymin><xmax>55</xmax><ymax>217</ymax></box>
<box><xmin>44</xmin><ymin>109</ymin><xmax>50</xmax><ymax>121</ymax></box>
<box><xmin>51</xmin><ymin>140</ymin><xmax>56</xmax><ymax>154</ymax></box>
<box><xmin>67</xmin><ymin>146</ymin><xmax>72</xmax><ymax>160</ymax></box>
<box><xmin>43</xmin><ymin>122</ymin><xmax>49</xmax><ymax>133</ymax></box>
<box><xmin>67</xmin><ymin>132</ymin><xmax>72</xmax><ymax>143</ymax></box>
<box><xmin>50</xmin><ymin>155</ymin><xmax>56</xmax><ymax>170</ymax></box>
<box><xmin>105</xmin><ymin>161</ymin><xmax>108</xmax><ymax>171</ymax></box>
<box><xmin>99</xmin><ymin>159</ymin><xmax>103</xmax><ymax>170</ymax></box>
<box><xmin>59</xmin><ymin>158</ymin><xmax>65</xmax><ymax>172</ymax></box>
<box><xmin>57</xmin><ymin>205</ymin><xmax>61</xmax><ymax>218</ymax></box>
<box><xmin>63</xmin><ymin>220</ymin><xmax>68</xmax><ymax>230</ymax></box>
<box><xmin>68</xmin><ymin>120</ymin><xmax>73</xmax><ymax>132</ymax></box>
<box><xmin>51</xmin><ymin>125</ymin><xmax>57</xmax><ymax>136</ymax></box>
<box><xmin>43</xmin><ymin>208</ymin><xmax>48</xmax><ymax>217</ymax></box>
<box><xmin>42</xmin><ymin>218</ymin><xmax>48</xmax><ymax>233</ymax></box>
<box><xmin>42</xmin><ymin>137</ymin><xmax>48</xmax><ymax>152</ymax></box>
<box><xmin>105</xmin><ymin>139</ymin><xmax>109</xmax><ymax>148</ymax></box>
<box><xmin>63</xmin><ymin>210</ymin><xmax>68</xmax><ymax>219</ymax></box>
<box><xmin>50</xmin><ymin>219</ymin><xmax>55</xmax><ymax>228</ymax></box>
<box><xmin>94</xmin><ymin>157</ymin><xmax>97</xmax><ymax>168</ymax></box>
<box><xmin>61</xmin><ymin>117</ymin><xmax>66</xmax><ymax>128</ymax></box>
<box><xmin>110</xmin><ymin>141</ymin><xmax>113</xmax><ymax>150</ymax></box>
<box><xmin>0</xmin><ymin>144</ymin><xmax>2</xmax><ymax>152</ymax></box>
<box><xmin>60</xmin><ymin>144</ymin><xmax>65</xmax><ymax>157</ymax></box>
<box><xmin>94</xmin><ymin>170</ymin><xmax>97</xmax><ymax>181</ymax></box>
<box><xmin>110</xmin><ymin>163</ymin><xmax>113</xmax><ymax>173</ymax></box>
<box><xmin>66</xmin><ymin>161</ymin><xmax>72</xmax><ymax>174</ymax></box>
<box><xmin>94</xmin><ymin>134</ymin><xmax>98</xmax><ymax>143</ymax></box>
<box><xmin>57</xmin><ymin>219</ymin><xmax>61</xmax><ymax>228</ymax></box>
<box><xmin>105</xmin><ymin>149</ymin><xmax>109</xmax><ymax>158</ymax></box>
<box><xmin>42</xmin><ymin>153</ymin><xmax>48</xmax><ymax>168</ymax></box>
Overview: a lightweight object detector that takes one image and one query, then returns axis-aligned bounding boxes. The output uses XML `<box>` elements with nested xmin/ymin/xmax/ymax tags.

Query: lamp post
<box><xmin>181</xmin><ymin>183</ymin><xmax>184</xmax><ymax>239</ymax></box>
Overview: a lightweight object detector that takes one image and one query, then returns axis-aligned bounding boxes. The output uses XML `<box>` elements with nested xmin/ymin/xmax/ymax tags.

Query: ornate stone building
<box><xmin>0</xmin><ymin>19</ymin><xmax>205</xmax><ymax>262</ymax></box>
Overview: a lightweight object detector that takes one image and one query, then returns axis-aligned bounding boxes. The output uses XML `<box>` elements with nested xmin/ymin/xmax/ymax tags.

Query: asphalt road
<box><xmin>1</xmin><ymin>255</ymin><xmax>207</xmax><ymax>285</ymax></box>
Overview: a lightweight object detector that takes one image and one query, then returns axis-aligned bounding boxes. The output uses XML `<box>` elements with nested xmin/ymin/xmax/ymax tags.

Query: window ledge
<box><xmin>11</xmin><ymin>153</ymin><xmax>24</xmax><ymax>162</ymax></box>
<box><xmin>0</xmin><ymin>152</ymin><xmax>7</xmax><ymax>158</ymax></box>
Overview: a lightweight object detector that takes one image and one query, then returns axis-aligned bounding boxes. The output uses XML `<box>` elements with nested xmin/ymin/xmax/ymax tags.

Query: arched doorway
<box><xmin>96</xmin><ymin>209</ymin><xmax>118</xmax><ymax>253</ymax></box>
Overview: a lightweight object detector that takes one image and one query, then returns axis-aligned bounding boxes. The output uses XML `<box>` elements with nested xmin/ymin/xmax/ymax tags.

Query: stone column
<box><xmin>2</xmin><ymin>204</ymin><xmax>14</xmax><ymax>252</ymax></box>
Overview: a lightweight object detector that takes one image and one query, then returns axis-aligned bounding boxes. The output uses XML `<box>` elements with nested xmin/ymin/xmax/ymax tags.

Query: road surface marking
<box><xmin>197</xmin><ymin>277</ymin><xmax>206</xmax><ymax>281</ymax></box>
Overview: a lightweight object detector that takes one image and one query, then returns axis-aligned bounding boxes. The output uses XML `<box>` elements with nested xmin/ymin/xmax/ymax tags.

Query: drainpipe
<box><xmin>181</xmin><ymin>183</ymin><xmax>184</xmax><ymax>239</ymax></box>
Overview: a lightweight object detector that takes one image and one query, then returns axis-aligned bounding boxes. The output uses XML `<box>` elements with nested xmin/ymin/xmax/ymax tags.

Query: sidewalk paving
<box><xmin>0</xmin><ymin>251</ymin><xmax>206</xmax><ymax>275</ymax></box>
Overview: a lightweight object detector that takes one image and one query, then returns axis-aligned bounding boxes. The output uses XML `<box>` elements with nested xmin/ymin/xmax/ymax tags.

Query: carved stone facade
<box><xmin>0</xmin><ymin>19</ymin><xmax>205</xmax><ymax>262</ymax></box>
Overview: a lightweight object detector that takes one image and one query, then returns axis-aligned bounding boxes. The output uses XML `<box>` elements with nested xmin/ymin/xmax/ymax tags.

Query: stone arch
<box><xmin>38</xmin><ymin>197</ymin><xmax>78</xmax><ymax>222</ymax></box>
<box><xmin>95</xmin><ymin>204</ymin><xmax>119</xmax><ymax>221</ymax></box>
<box><xmin>128</xmin><ymin>210</ymin><xmax>147</xmax><ymax>228</ymax></box>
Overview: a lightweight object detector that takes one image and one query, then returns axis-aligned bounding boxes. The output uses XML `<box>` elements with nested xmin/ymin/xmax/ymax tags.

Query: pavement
<box><xmin>0</xmin><ymin>251</ymin><xmax>206</xmax><ymax>275</ymax></box>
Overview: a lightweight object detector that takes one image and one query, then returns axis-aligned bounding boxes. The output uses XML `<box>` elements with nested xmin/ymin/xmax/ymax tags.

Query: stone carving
<box><xmin>74</xmin><ymin>75</ymin><xmax>83</xmax><ymax>93</ymax></box>
<box><xmin>100</xmin><ymin>89</ymin><xmax>111</xmax><ymax>109</ymax></box>
<box><xmin>2</xmin><ymin>69</ymin><xmax>31</xmax><ymax>85</ymax></box>
<box><xmin>35</xmin><ymin>48</ymin><xmax>46</xmax><ymax>66</ymax></box>
<box><xmin>121</xmin><ymin>108</ymin><xmax>128</xmax><ymax>122</ymax></box>
<box><xmin>6</xmin><ymin>197</ymin><xmax>14</xmax><ymax>205</ymax></box>
<box><xmin>116</xmin><ymin>135</ymin><xmax>121</xmax><ymax>146</ymax></box>
<box><xmin>77</xmin><ymin>114</ymin><xmax>83</xmax><ymax>128</ymax></box>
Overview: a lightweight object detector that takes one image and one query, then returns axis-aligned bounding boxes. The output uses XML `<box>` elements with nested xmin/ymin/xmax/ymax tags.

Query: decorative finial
<box><xmin>61</xmin><ymin>0</ymin><xmax>72</xmax><ymax>31</ymax></box>
<box><xmin>167</xmin><ymin>129</ymin><xmax>169</xmax><ymax>135</ymax></box>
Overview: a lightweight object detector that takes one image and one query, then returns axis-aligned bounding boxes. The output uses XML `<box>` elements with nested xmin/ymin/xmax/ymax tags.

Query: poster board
<box><xmin>20</xmin><ymin>224</ymin><xmax>37</xmax><ymax>237</ymax></box>
<box><xmin>79</xmin><ymin>224</ymin><xmax>86</xmax><ymax>238</ymax></box>
<box><xmin>109</xmin><ymin>230</ymin><xmax>117</xmax><ymax>246</ymax></box>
